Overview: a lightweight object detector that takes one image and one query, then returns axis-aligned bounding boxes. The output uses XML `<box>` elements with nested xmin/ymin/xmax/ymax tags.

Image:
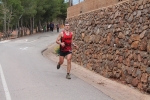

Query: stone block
<box><xmin>127</xmin><ymin>67</ymin><xmax>134</xmax><ymax>75</ymax></box>
<box><xmin>140</xmin><ymin>63</ymin><xmax>147</xmax><ymax>72</ymax></box>
<box><xmin>136</xmin><ymin>69</ymin><xmax>142</xmax><ymax>79</ymax></box>
<box><xmin>125</xmin><ymin>58</ymin><xmax>131</xmax><ymax>67</ymax></box>
<box><xmin>131</xmin><ymin>41</ymin><xmax>139</xmax><ymax>49</ymax></box>
<box><xmin>128</xmin><ymin>53</ymin><xmax>134</xmax><ymax>60</ymax></box>
<box><xmin>143</xmin><ymin>59</ymin><xmax>148</xmax><ymax>65</ymax></box>
<box><xmin>118</xmin><ymin>32</ymin><xmax>125</xmax><ymax>39</ymax></box>
<box><xmin>133</xmin><ymin>62</ymin><xmax>140</xmax><ymax>68</ymax></box>
<box><xmin>130</xmin><ymin>34</ymin><xmax>140</xmax><ymax>41</ymax></box>
<box><xmin>141</xmin><ymin>73</ymin><xmax>148</xmax><ymax>83</ymax></box>
<box><xmin>147</xmin><ymin>84</ymin><xmax>150</xmax><ymax>93</ymax></box>
<box><xmin>147</xmin><ymin>40</ymin><xmax>150</xmax><ymax>52</ymax></box>
<box><xmin>140</xmin><ymin>30</ymin><xmax>147</xmax><ymax>38</ymax></box>
<box><xmin>133</xmin><ymin>53</ymin><xmax>138</xmax><ymax>61</ymax></box>
<box><xmin>132</xmin><ymin>78</ymin><xmax>139</xmax><ymax>87</ymax></box>
<box><xmin>136</xmin><ymin>10</ymin><xmax>142</xmax><ymax>17</ymax></box>
<box><xmin>139</xmin><ymin>39</ymin><xmax>147</xmax><ymax>51</ymax></box>
<box><xmin>126</xmin><ymin>76</ymin><xmax>133</xmax><ymax>84</ymax></box>
<box><xmin>119</xmin><ymin>56</ymin><xmax>123</xmax><ymax>63</ymax></box>
<box><xmin>143</xmin><ymin>83</ymin><xmax>148</xmax><ymax>91</ymax></box>
<box><xmin>107</xmin><ymin>33</ymin><xmax>112</xmax><ymax>45</ymax></box>
<box><xmin>148</xmin><ymin>76</ymin><xmax>150</xmax><ymax>83</ymax></box>
<box><xmin>81</xmin><ymin>33</ymin><xmax>85</xmax><ymax>39</ymax></box>
<box><xmin>128</xmin><ymin>14</ymin><xmax>133</xmax><ymax>23</ymax></box>
<box><xmin>138</xmin><ymin>82</ymin><xmax>143</xmax><ymax>90</ymax></box>
<box><xmin>148</xmin><ymin>60</ymin><xmax>150</xmax><ymax>66</ymax></box>
<box><xmin>146</xmin><ymin>67</ymin><xmax>150</xmax><ymax>74</ymax></box>
<box><xmin>137</xmin><ymin>54</ymin><xmax>142</xmax><ymax>62</ymax></box>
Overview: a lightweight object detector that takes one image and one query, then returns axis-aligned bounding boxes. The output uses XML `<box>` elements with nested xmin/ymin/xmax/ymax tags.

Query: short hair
<box><xmin>65</xmin><ymin>22</ymin><xmax>69</xmax><ymax>26</ymax></box>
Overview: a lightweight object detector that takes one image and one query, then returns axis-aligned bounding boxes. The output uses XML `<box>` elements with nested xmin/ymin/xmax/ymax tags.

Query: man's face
<box><xmin>65</xmin><ymin>24</ymin><xmax>70</xmax><ymax>31</ymax></box>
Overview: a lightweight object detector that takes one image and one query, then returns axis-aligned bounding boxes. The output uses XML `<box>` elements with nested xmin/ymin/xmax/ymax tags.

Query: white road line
<box><xmin>0</xmin><ymin>64</ymin><xmax>11</xmax><ymax>100</ymax></box>
<box><xmin>20</xmin><ymin>47</ymin><xmax>28</xmax><ymax>50</ymax></box>
<box><xmin>0</xmin><ymin>40</ymin><xmax>10</xmax><ymax>43</ymax></box>
<box><xmin>13</xmin><ymin>39</ymin><xmax>36</xmax><ymax>43</ymax></box>
<box><xmin>27</xmin><ymin>40</ymin><xmax>36</xmax><ymax>43</ymax></box>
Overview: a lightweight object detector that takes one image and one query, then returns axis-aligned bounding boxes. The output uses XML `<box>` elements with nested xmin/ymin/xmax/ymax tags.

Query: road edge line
<box><xmin>0</xmin><ymin>63</ymin><xmax>11</xmax><ymax>100</ymax></box>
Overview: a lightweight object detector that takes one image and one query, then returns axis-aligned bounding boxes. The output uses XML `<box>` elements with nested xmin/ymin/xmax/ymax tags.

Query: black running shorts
<box><xmin>60</xmin><ymin>51</ymin><xmax>72</xmax><ymax>57</ymax></box>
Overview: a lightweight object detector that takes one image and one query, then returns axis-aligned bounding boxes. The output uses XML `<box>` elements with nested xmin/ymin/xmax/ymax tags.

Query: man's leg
<box><xmin>66</xmin><ymin>53</ymin><xmax>72</xmax><ymax>79</ymax></box>
<box><xmin>57</xmin><ymin>56</ymin><xmax>64</xmax><ymax>69</ymax></box>
<box><xmin>59</xmin><ymin>56</ymin><xmax>64</xmax><ymax>65</ymax></box>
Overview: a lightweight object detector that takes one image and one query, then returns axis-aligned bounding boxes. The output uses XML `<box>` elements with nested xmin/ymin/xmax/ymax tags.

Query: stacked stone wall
<box><xmin>66</xmin><ymin>0</ymin><xmax>150</xmax><ymax>92</ymax></box>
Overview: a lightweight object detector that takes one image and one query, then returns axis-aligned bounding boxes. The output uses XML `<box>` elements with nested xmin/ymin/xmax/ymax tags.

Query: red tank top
<box><xmin>60</xmin><ymin>31</ymin><xmax>72</xmax><ymax>51</ymax></box>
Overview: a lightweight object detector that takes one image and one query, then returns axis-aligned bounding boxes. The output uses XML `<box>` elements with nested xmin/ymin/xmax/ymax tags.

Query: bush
<box><xmin>54</xmin><ymin>45</ymin><xmax>60</xmax><ymax>55</ymax></box>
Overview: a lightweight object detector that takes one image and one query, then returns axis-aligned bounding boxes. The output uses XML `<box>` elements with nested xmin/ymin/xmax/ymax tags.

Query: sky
<box><xmin>73</xmin><ymin>0</ymin><xmax>79</xmax><ymax>5</ymax></box>
<box><xmin>64</xmin><ymin>0</ymin><xmax>84</xmax><ymax>5</ymax></box>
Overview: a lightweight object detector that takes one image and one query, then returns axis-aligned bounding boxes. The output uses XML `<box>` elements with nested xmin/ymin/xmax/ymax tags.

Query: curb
<box><xmin>41</xmin><ymin>48</ymin><xmax>48</xmax><ymax>55</ymax></box>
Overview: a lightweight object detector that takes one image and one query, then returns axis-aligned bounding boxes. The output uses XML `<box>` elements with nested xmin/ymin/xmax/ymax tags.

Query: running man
<box><xmin>56</xmin><ymin>23</ymin><xmax>78</xmax><ymax>79</ymax></box>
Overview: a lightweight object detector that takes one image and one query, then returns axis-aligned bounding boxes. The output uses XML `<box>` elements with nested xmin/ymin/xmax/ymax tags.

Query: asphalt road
<box><xmin>0</xmin><ymin>30</ymin><xmax>113</xmax><ymax>100</ymax></box>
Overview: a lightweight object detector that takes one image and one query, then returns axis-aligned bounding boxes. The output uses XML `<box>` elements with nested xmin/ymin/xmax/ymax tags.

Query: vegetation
<box><xmin>0</xmin><ymin>0</ymin><xmax>68</xmax><ymax>37</ymax></box>
<box><xmin>54</xmin><ymin>45</ymin><xmax>60</xmax><ymax>55</ymax></box>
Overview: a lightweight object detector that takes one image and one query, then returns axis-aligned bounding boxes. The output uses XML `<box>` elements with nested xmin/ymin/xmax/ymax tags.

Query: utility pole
<box><xmin>69</xmin><ymin>0</ymin><xmax>72</xmax><ymax>6</ymax></box>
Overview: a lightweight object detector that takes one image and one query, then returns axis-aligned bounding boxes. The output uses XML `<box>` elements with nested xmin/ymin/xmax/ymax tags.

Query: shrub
<box><xmin>54</xmin><ymin>45</ymin><xmax>60</xmax><ymax>55</ymax></box>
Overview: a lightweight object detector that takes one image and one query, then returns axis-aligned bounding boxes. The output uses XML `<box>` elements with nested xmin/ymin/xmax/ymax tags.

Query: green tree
<box><xmin>0</xmin><ymin>0</ymin><xmax>68</xmax><ymax>36</ymax></box>
<box><xmin>21</xmin><ymin>0</ymin><xmax>37</xmax><ymax>35</ymax></box>
<box><xmin>6</xmin><ymin>0</ymin><xmax>23</xmax><ymax>34</ymax></box>
<box><xmin>35</xmin><ymin>0</ymin><xmax>50</xmax><ymax>32</ymax></box>
<box><xmin>57</xmin><ymin>0</ymin><xmax>68</xmax><ymax>23</ymax></box>
<box><xmin>0</xmin><ymin>0</ymin><xmax>23</xmax><ymax>38</ymax></box>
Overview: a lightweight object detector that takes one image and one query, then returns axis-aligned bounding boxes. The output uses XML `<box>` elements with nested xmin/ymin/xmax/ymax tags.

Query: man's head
<box><xmin>64</xmin><ymin>23</ymin><xmax>70</xmax><ymax>31</ymax></box>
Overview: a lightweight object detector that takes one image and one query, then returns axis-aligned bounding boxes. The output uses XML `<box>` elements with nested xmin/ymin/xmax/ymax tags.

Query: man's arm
<box><xmin>56</xmin><ymin>32</ymin><xmax>65</xmax><ymax>47</ymax></box>
<box><xmin>71</xmin><ymin>32</ymin><xmax>78</xmax><ymax>49</ymax></box>
<box><xmin>72</xmin><ymin>43</ymin><xmax>76</xmax><ymax>46</ymax></box>
<box><xmin>72</xmin><ymin>42</ymin><xmax>78</xmax><ymax>49</ymax></box>
<box><xmin>56</xmin><ymin>33</ymin><xmax>62</xmax><ymax>45</ymax></box>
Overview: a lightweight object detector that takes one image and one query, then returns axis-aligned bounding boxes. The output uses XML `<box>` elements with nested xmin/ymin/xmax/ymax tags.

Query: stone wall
<box><xmin>66</xmin><ymin>0</ymin><xmax>150</xmax><ymax>93</ymax></box>
<box><xmin>67</xmin><ymin>0</ymin><xmax>126</xmax><ymax>18</ymax></box>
